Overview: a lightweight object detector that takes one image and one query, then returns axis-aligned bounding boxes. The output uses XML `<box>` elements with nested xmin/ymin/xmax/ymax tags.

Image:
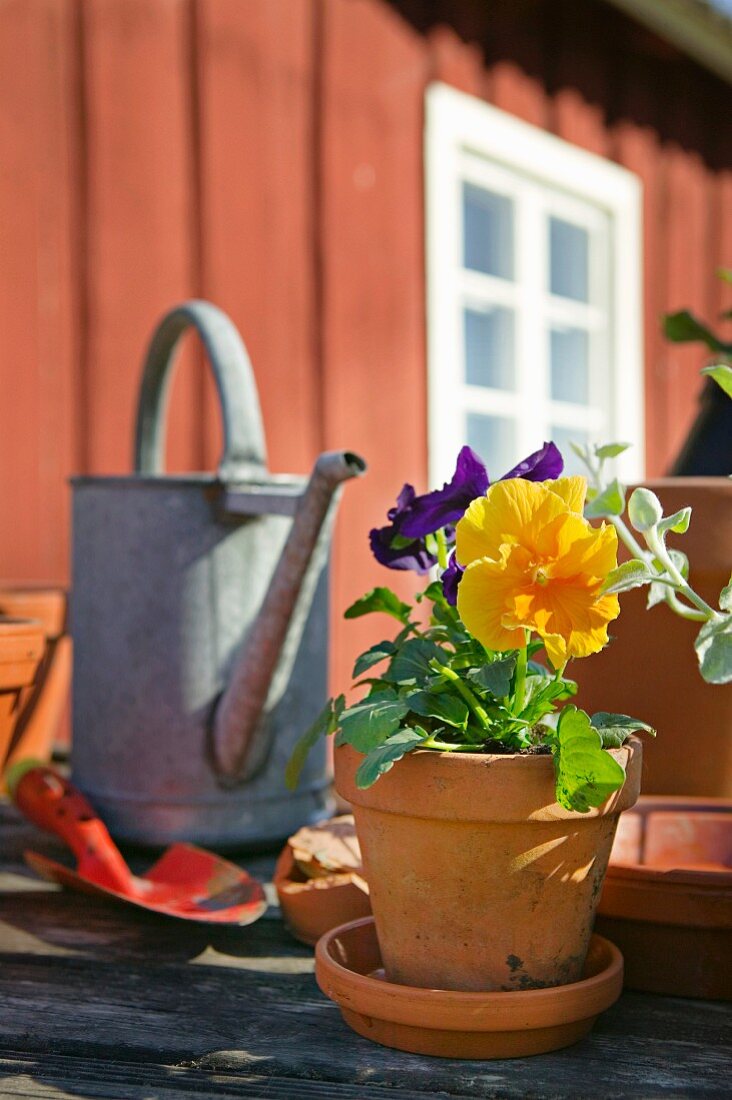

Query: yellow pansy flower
<box><xmin>455</xmin><ymin>477</ymin><xmax>620</xmax><ymax>669</ymax></box>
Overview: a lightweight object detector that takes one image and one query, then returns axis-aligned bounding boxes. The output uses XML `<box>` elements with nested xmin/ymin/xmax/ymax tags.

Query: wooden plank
<box><xmin>0</xmin><ymin>0</ymin><xmax>80</xmax><ymax>582</ymax></box>
<box><xmin>82</xmin><ymin>0</ymin><xmax>200</xmax><ymax>476</ymax></box>
<box><xmin>319</xmin><ymin>0</ymin><xmax>428</xmax><ymax>693</ymax></box>
<box><xmin>195</xmin><ymin>0</ymin><xmax>320</xmax><ymax>475</ymax></box>
<box><xmin>611</xmin><ymin>48</ymin><xmax>667</xmax><ymax>476</ymax></box>
<box><xmin>0</xmin><ymin>804</ymin><xmax>730</xmax><ymax>1098</ymax></box>
<box><xmin>659</xmin><ymin>67</ymin><xmax>715</xmax><ymax>471</ymax></box>
<box><xmin>0</xmin><ymin>1053</ymin><xmax>459</xmax><ymax>1100</ymax></box>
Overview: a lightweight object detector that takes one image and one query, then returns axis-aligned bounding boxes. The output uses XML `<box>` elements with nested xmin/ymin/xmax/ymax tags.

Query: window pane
<box><xmin>466</xmin><ymin>413</ymin><xmax>516</xmax><ymax>476</ymax></box>
<box><xmin>463</xmin><ymin>183</ymin><xmax>514</xmax><ymax>280</ymax></box>
<box><xmin>550</xmin><ymin>326</ymin><xmax>589</xmax><ymax>404</ymax></box>
<box><xmin>549</xmin><ymin>217</ymin><xmax>589</xmax><ymax>302</ymax></box>
<box><xmin>464</xmin><ymin>306</ymin><xmax>514</xmax><ymax>390</ymax></box>
<box><xmin>550</xmin><ymin>426</ymin><xmax>590</xmax><ymax>475</ymax></box>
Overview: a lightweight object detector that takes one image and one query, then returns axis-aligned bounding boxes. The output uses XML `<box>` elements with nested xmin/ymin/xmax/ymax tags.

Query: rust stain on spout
<box><xmin>212</xmin><ymin>450</ymin><xmax>366</xmax><ymax>783</ymax></box>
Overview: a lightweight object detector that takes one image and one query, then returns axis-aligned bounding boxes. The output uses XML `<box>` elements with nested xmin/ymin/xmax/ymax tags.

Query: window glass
<box><xmin>463</xmin><ymin>183</ymin><xmax>514</xmax><ymax>280</ymax></box>
<box><xmin>464</xmin><ymin>306</ymin><xmax>515</xmax><ymax>391</ymax></box>
<box><xmin>549</xmin><ymin>216</ymin><xmax>589</xmax><ymax>302</ymax></box>
<box><xmin>549</xmin><ymin>326</ymin><xmax>590</xmax><ymax>404</ymax></box>
<box><xmin>549</xmin><ymin>426</ymin><xmax>590</xmax><ymax>474</ymax></box>
<box><xmin>466</xmin><ymin>413</ymin><xmax>516</xmax><ymax>477</ymax></box>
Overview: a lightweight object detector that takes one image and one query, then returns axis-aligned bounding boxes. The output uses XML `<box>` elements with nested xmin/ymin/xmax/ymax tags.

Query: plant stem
<box><xmin>435</xmin><ymin>527</ymin><xmax>449</xmax><ymax>571</ymax></box>
<box><xmin>586</xmin><ymin>455</ymin><xmax>718</xmax><ymax>624</ymax></box>
<box><xmin>645</xmin><ymin>529</ymin><xmax>720</xmax><ymax>620</ymax></box>
<box><xmin>512</xmin><ymin>634</ymin><xmax>529</xmax><ymax>715</ymax></box>
<box><xmin>421</xmin><ymin>737</ymin><xmax>477</xmax><ymax>752</ymax></box>
<box><xmin>433</xmin><ymin>662</ymin><xmax>490</xmax><ymax>730</ymax></box>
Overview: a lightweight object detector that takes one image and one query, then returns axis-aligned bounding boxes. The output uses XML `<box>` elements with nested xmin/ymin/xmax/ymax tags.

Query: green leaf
<box><xmin>590</xmin><ymin>712</ymin><xmax>656</xmax><ymax>749</ymax></box>
<box><xmin>467</xmin><ymin>655</ymin><xmax>517</xmax><ymax>698</ymax></box>
<box><xmin>285</xmin><ymin>695</ymin><xmax>344</xmax><ymax>790</ymax></box>
<box><xmin>628</xmin><ymin>487</ymin><xmax>663</xmax><ymax>533</ymax></box>
<box><xmin>594</xmin><ymin>442</ymin><xmax>631</xmax><ymax>460</ymax></box>
<box><xmin>720</xmin><ymin>579</ymin><xmax>732</xmax><ymax>613</ymax></box>
<box><xmin>584</xmin><ymin>479</ymin><xmax>626</xmax><ymax>519</ymax></box>
<box><xmin>701</xmin><ymin>363</ymin><xmax>732</xmax><ymax>399</ymax></box>
<box><xmin>569</xmin><ymin>441</ymin><xmax>589</xmax><ymax>461</ymax></box>
<box><xmin>695</xmin><ymin>615</ymin><xmax>732</xmax><ymax>685</ymax></box>
<box><xmin>658</xmin><ymin>508</ymin><xmax>692</xmax><ymax>536</ymax></box>
<box><xmin>647</xmin><ymin>581</ymin><xmax>669</xmax><ymax>610</ymax></box>
<box><xmin>668</xmin><ymin>548</ymin><xmax>690</xmax><ymax>579</ymax></box>
<box><xmin>405</xmin><ymin>690</ymin><xmax>469</xmax><ymax>729</ymax></box>
<box><xmin>386</xmin><ymin>637</ymin><xmax>446</xmax><ymax>685</ymax></box>
<box><xmin>524</xmin><ymin>674</ymin><xmax>577</xmax><ymax>708</ymax></box>
<box><xmin>417</xmin><ymin>580</ymin><xmax>448</xmax><ymax>606</ymax></box>
<box><xmin>355</xmin><ymin>727</ymin><xmax>428</xmax><ymax>789</ymax></box>
<box><xmin>344</xmin><ymin>587</ymin><xmax>411</xmax><ymax>624</ymax></box>
<box><xmin>352</xmin><ymin>640</ymin><xmax>397</xmax><ymax>679</ymax></box>
<box><xmin>335</xmin><ymin>690</ymin><xmax>409</xmax><ymax>752</ymax></box>
<box><xmin>553</xmin><ymin>706</ymin><xmax>627</xmax><ymax>813</ymax></box>
<box><xmin>717</xmin><ymin>267</ymin><xmax>732</xmax><ymax>285</ymax></box>
<box><xmin>663</xmin><ymin>310</ymin><xmax>729</xmax><ymax>353</ymax></box>
<box><xmin>601</xmin><ymin>559</ymin><xmax>654</xmax><ymax>595</ymax></box>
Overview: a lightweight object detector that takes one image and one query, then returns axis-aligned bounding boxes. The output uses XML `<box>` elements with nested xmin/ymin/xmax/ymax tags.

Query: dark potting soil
<box><xmin>480</xmin><ymin>739</ymin><xmax>552</xmax><ymax>756</ymax></box>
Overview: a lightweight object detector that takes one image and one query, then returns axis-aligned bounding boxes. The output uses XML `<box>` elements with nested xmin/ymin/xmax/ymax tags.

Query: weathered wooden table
<box><xmin>0</xmin><ymin>799</ymin><xmax>729</xmax><ymax>1100</ymax></box>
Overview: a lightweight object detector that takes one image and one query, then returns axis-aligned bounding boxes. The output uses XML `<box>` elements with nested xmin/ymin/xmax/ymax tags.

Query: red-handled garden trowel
<box><xmin>8</xmin><ymin>761</ymin><xmax>267</xmax><ymax>925</ymax></box>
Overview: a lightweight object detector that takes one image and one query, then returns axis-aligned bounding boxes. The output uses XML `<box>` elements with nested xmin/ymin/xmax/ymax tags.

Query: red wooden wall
<box><xmin>1</xmin><ymin>0</ymin><xmax>730</xmax><ymax>693</ymax></box>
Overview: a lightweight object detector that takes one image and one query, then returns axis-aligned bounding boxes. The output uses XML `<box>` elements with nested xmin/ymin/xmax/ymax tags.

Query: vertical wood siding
<box><xmin>0</xmin><ymin>0</ymin><xmax>730</xmax><ymax>693</ymax></box>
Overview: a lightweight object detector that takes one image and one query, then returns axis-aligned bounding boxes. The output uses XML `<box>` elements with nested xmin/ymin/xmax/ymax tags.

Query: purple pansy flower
<box><xmin>369</xmin><ymin>442</ymin><xmax>564</xmax><ymax>587</ymax></box>
<box><xmin>501</xmin><ymin>441</ymin><xmax>563</xmax><ymax>483</ymax></box>
<box><xmin>398</xmin><ymin>446</ymin><xmax>489</xmax><ymax>539</ymax></box>
<box><xmin>369</xmin><ymin>484</ymin><xmax>438</xmax><ymax>574</ymax></box>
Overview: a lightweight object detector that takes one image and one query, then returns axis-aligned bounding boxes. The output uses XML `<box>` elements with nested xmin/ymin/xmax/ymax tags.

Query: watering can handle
<box><xmin>134</xmin><ymin>300</ymin><xmax>268</xmax><ymax>481</ymax></box>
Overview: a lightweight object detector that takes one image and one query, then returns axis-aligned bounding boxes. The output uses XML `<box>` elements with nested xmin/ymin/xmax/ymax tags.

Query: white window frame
<box><xmin>425</xmin><ymin>82</ymin><xmax>645</xmax><ymax>485</ymax></box>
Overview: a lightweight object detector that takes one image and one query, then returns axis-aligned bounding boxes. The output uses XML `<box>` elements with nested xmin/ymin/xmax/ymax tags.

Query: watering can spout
<box><xmin>212</xmin><ymin>450</ymin><xmax>366</xmax><ymax>783</ymax></box>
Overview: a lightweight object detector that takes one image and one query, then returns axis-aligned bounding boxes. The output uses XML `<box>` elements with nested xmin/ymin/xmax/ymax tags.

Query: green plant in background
<box><xmin>573</xmin><ymin>442</ymin><xmax>732</xmax><ymax>685</ymax></box>
<box><xmin>664</xmin><ymin>267</ymin><xmax>732</xmax><ymax>398</ymax></box>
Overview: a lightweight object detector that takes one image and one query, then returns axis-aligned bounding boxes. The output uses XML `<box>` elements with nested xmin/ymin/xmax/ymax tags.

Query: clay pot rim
<box><xmin>0</xmin><ymin>617</ymin><xmax>44</xmax><ymax>633</ymax></box>
<box><xmin>606</xmin><ymin>861</ymin><xmax>731</xmax><ymax>888</ymax></box>
<box><xmin>272</xmin><ymin>843</ymin><xmax>362</xmax><ymax>896</ymax></box>
<box><xmin>343</xmin><ymin>738</ymin><xmax>640</xmax><ymax>767</ymax></box>
<box><xmin>316</xmin><ymin>917</ymin><xmax>623</xmax><ymax>1030</ymax></box>
<box><xmin>0</xmin><ymin>587</ymin><xmax>67</xmax><ymax>639</ymax></box>
<box><xmin>336</xmin><ymin>738</ymin><xmax>641</xmax><ymax>823</ymax></box>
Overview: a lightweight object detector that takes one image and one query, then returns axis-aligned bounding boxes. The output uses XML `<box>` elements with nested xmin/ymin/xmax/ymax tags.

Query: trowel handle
<box><xmin>134</xmin><ymin>300</ymin><xmax>268</xmax><ymax>483</ymax></box>
<box><xmin>11</xmin><ymin>766</ymin><xmax>134</xmax><ymax>893</ymax></box>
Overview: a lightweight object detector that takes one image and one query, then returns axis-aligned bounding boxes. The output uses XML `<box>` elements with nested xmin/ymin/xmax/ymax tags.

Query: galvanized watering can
<box><xmin>71</xmin><ymin>301</ymin><xmax>365</xmax><ymax>849</ymax></box>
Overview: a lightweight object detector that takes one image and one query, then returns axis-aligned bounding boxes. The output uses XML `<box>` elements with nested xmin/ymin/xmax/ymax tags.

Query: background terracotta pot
<box><xmin>0</xmin><ymin>587</ymin><xmax>71</xmax><ymax>774</ymax></box>
<box><xmin>596</xmin><ymin>796</ymin><xmax>731</xmax><ymax>999</ymax></box>
<box><xmin>335</xmin><ymin>739</ymin><xmax>642</xmax><ymax>993</ymax></box>
<box><xmin>0</xmin><ymin>618</ymin><xmax>45</xmax><ymax>766</ymax></box>
<box><xmin>274</xmin><ymin>843</ymin><xmax>371</xmax><ymax>946</ymax></box>
<box><xmin>572</xmin><ymin>479</ymin><xmax>732</xmax><ymax>798</ymax></box>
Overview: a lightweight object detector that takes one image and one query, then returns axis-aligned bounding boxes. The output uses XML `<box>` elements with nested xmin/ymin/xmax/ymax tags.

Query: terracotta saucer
<box><xmin>315</xmin><ymin>917</ymin><xmax>623</xmax><ymax>1059</ymax></box>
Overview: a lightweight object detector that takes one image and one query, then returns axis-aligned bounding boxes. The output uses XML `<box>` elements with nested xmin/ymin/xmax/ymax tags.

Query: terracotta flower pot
<box><xmin>0</xmin><ymin>618</ymin><xmax>46</xmax><ymax>766</ymax></box>
<box><xmin>571</xmin><ymin>478</ymin><xmax>732</xmax><ymax>798</ymax></box>
<box><xmin>335</xmin><ymin>739</ymin><xmax>642</xmax><ymax>992</ymax></box>
<box><xmin>596</xmin><ymin>796</ymin><xmax>731</xmax><ymax>999</ymax></box>
<box><xmin>0</xmin><ymin>587</ymin><xmax>71</xmax><ymax>772</ymax></box>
